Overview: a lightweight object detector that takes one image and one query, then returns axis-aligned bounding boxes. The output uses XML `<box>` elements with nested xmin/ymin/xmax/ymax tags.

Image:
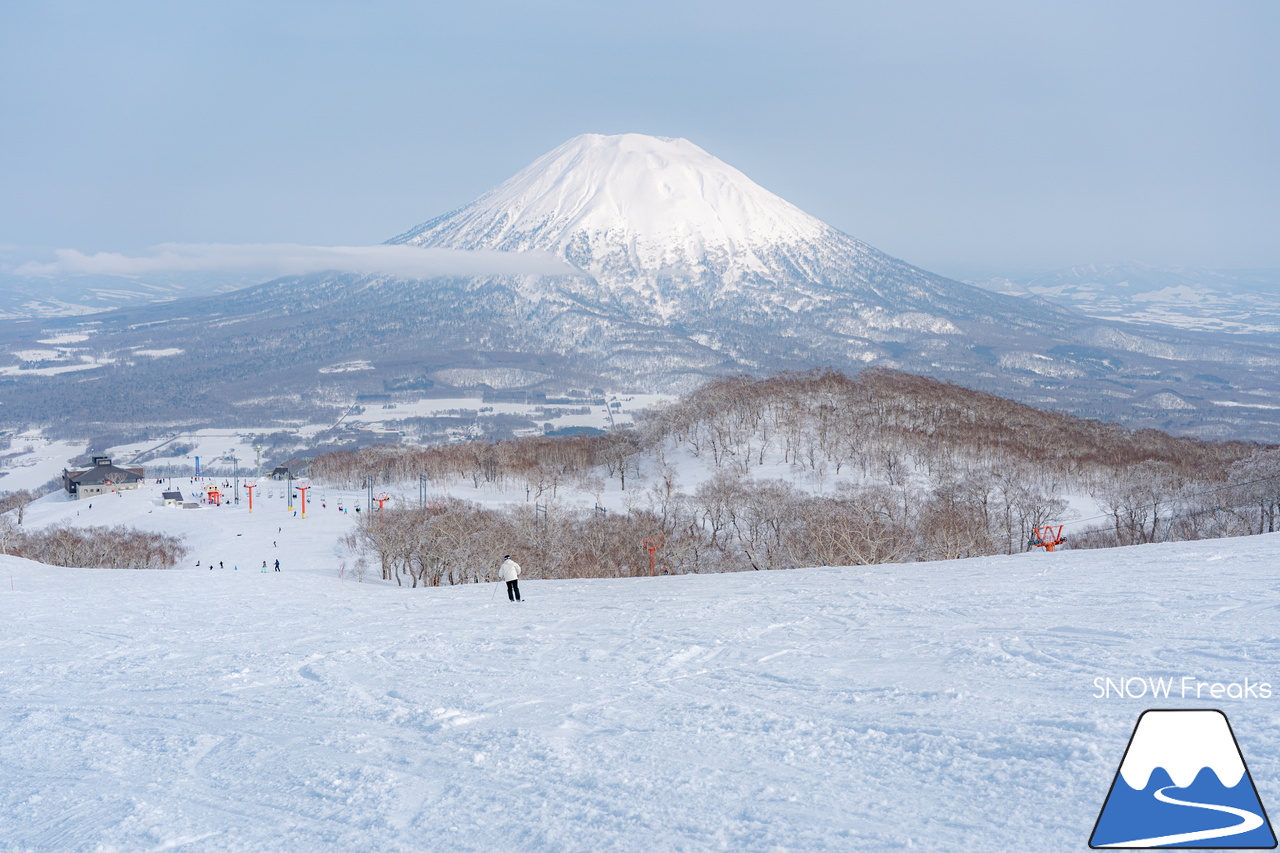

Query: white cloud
<box><xmin>12</xmin><ymin>243</ymin><xmax>579</xmax><ymax>279</ymax></box>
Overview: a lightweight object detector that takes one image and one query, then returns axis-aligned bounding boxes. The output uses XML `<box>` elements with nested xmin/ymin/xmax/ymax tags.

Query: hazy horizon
<box><xmin>2</xmin><ymin>1</ymin><xmax>1277</xmax><ymax>276</ymax></box>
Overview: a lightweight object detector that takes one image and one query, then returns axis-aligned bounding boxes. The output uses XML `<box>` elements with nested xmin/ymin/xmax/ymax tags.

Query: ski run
<box><xmin>1</xmin><ymin>483</ymin><xmax>1278</xmax><ymax>851</ymax></box>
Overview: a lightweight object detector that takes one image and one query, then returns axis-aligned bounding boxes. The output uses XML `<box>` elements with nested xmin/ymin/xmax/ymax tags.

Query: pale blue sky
<box><xmin>2</xmin><ymin>0</ymin><xmax>1277</xmax><ymax>278</ymax></box>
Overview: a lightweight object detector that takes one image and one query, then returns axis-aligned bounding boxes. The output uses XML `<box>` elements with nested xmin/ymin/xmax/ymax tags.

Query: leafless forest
<box><xmin>311</xmin><ymin>369</ymin><xmax>1280</xmax><ymax>585</ymax></box>
<box><xmin>0</xmin><ymin>520</ymin><xmax>189</xmax><ymax>570</ymax></box>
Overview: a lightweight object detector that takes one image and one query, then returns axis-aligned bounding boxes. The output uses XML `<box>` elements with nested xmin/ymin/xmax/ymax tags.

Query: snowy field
<box><xmin>2</xmin><ymin>484</ymin><xmax>1278</xmax><ymax>850</ymax></box>
<box><xmin>0</xmin><ymin>393</ymin><xmax>666</xmax><ymax>497</ymax></box>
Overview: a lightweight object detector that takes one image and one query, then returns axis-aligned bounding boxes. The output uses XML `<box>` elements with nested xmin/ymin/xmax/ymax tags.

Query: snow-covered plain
<box><xmin>2</xmin><ymin>485</ymin><xmax>1279</xmax><ymax>851</ymax></box>
<box><xmin>0</xmin><ymin>435</ymin><xmax>90</xmax><ymax>493</ymax></box>
<box><xmin>0</xmin><ymin>393</ymin><xmax>664</xmax><ymax>497</ymax></box>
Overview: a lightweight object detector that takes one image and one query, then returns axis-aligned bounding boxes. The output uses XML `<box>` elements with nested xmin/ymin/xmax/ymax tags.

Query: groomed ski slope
<box><xmin>2</xmin><ymin>489</ymin><xmax>1279</xmax><ymax>851</ymax></box>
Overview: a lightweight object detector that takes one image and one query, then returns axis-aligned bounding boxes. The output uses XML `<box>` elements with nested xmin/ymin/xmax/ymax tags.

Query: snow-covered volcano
<box><xmin>8</xmin><ymin>133</ymin><xmax>1280</xmax><ymax>440</ymax></box>
<box><xmin>383</xmin><ymin>135</ymin><xmax>1280</xmax><ymax>436</ymax></box>
<box><xmin>389</xmin><ymin>133</ymin><xmax>1014</xmax><ymax>326</ymax></box>
<box><xmin>393</xmin><ymin>133</ymin><xmax>837</xmax><ymax>282</ymax></box>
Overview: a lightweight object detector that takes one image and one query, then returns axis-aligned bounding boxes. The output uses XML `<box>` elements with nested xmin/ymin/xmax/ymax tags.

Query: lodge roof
<box><xmin>65</xmin><ymin>462</ymin><xmax>144</xmax><ymax>486</ymax></box>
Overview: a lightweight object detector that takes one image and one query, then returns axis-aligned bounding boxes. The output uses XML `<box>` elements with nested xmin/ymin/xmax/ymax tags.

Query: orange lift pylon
<box><xmin>373</xmin><ymin>493</ymin><xmax>392</xmax><ymax>512</ymax></box>
<box><xmin>643</xmin><ymin>535</ymin><xmax>665</xmax><ymax>575</ymax></box>
<box><xmin>1029</xmin><ymin>524</ymin><xmax>1065</xmax><ymax>552</ymax></box>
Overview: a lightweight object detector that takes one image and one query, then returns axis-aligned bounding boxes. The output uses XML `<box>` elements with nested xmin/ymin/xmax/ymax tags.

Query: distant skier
<box><xmin>499</xmin><ymin>555</ymin><xmax>522</xmax><ymax>602</ymax></box>
<box><xmin>274</xmin><ymin>559</ymin><xmax>280</xmax><ymax>572</ymax></box>
<box><xmin>262</xmin><ymin>561</ymin><xmax>268</xmax><ymax>572</ymax></box>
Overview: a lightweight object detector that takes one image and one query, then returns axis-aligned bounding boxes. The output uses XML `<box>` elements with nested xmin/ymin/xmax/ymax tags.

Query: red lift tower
<box><xmin>1029</xmin><ymin>525</ymin><xmax>1065</xmax><ymax>552</ymax></box>
<box><xmin>643</xmin><ymin>535</ymin><xmax>665</xmax><ymax>575</ymax></box>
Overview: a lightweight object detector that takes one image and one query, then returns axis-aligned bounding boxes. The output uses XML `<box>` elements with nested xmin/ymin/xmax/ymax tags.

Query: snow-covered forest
<box><xmin>307</xmin><ymin>369</ymin><xmax>1280</xmax><ymax>586</ymax></box>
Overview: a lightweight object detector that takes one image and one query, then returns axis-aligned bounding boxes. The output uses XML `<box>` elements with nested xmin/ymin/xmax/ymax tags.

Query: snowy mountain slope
<box><xmin>393</xmin><ymin>134</ymin><xmax>834</xmax><ymax>274</ymax></box>
<box><xmin>4</xmin><ymin>134</ymin><xmax>1280</xmax><ymax>440</ymax></box>
<box><xmin>390</xmin><ymin>133</ymin><xmax>1061</xmax><ymax>329</ymax></box>
<box><xmin>2</xmin><ymin>484</ymin><xmax>1279</xmax><ymax>851</ymax></box>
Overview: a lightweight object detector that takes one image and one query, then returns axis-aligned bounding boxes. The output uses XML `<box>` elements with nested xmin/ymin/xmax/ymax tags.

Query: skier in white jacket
<box><xmin>499</xmin><ymin>555</ymin><xmax>522</xmax><ymax>602</ymax></box>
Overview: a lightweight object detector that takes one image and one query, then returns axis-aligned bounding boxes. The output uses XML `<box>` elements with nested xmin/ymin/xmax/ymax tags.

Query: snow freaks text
<box><xmin>1093</xmin><ymin>676</ymin><xmax>1273</xmax><ymax>700</ymax></box>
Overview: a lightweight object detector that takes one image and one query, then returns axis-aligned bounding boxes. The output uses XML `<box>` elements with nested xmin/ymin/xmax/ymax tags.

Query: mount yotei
<box><xmin>4</xmin><ymin>133</ymin><xmax>1280</xmax><ymax>439</ymax></box>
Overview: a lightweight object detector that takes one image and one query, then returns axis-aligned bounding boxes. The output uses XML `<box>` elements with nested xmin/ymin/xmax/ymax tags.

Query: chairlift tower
<box><xmin>296</xmin><ymin>479</ymin><xmax>311</xmax><ymax>519</ymax></box>
<box><xmin>230</xmin><ymin>452</ymin><xmax>240</xmax><ymax>503</ymax></box>
<box><xmin>1029</xmin><ymin>524</ymin><xmax>1065</xmax><ymax>552</ymax></box>
<box><xmin>643</xmin><ymin>535</ymin><xmax>665</xmax><ymax>575</ymax></box>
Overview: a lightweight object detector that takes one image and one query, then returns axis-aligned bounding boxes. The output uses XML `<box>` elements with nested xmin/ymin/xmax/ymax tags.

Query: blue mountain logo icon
<box><xmin>1091</xmin><ymin>709</ymin><xmax>1276</xmax><ymax>848</ymax></box>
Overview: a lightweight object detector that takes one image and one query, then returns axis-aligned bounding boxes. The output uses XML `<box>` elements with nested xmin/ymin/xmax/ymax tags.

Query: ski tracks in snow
<box><xmin>3</xmin><ymin>536</ymin><xmax>1280</xmax><ymax>850</ymax></box>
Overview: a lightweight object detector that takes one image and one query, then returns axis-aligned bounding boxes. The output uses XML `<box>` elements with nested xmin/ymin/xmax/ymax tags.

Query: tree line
<box><xmin>317</xmin><ymin>368</ymin><xmax>1279</xmax><ymax>583</ymax></box>
<box><xmin>0</xmin><ymin>520</ymin><xmax>189</xmax><ymax>569</ymax></box>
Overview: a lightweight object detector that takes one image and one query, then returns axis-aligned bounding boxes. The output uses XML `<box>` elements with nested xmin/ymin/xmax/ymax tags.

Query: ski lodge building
<box><xmin>270</xmin><ymin>458</ymin><xmax>309</xmax><ymax>479</ymax></box>
<box><xmin>62</xmin><ymin>457</ymin><xmax>145</xmax><ymax>499</ymax></box>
